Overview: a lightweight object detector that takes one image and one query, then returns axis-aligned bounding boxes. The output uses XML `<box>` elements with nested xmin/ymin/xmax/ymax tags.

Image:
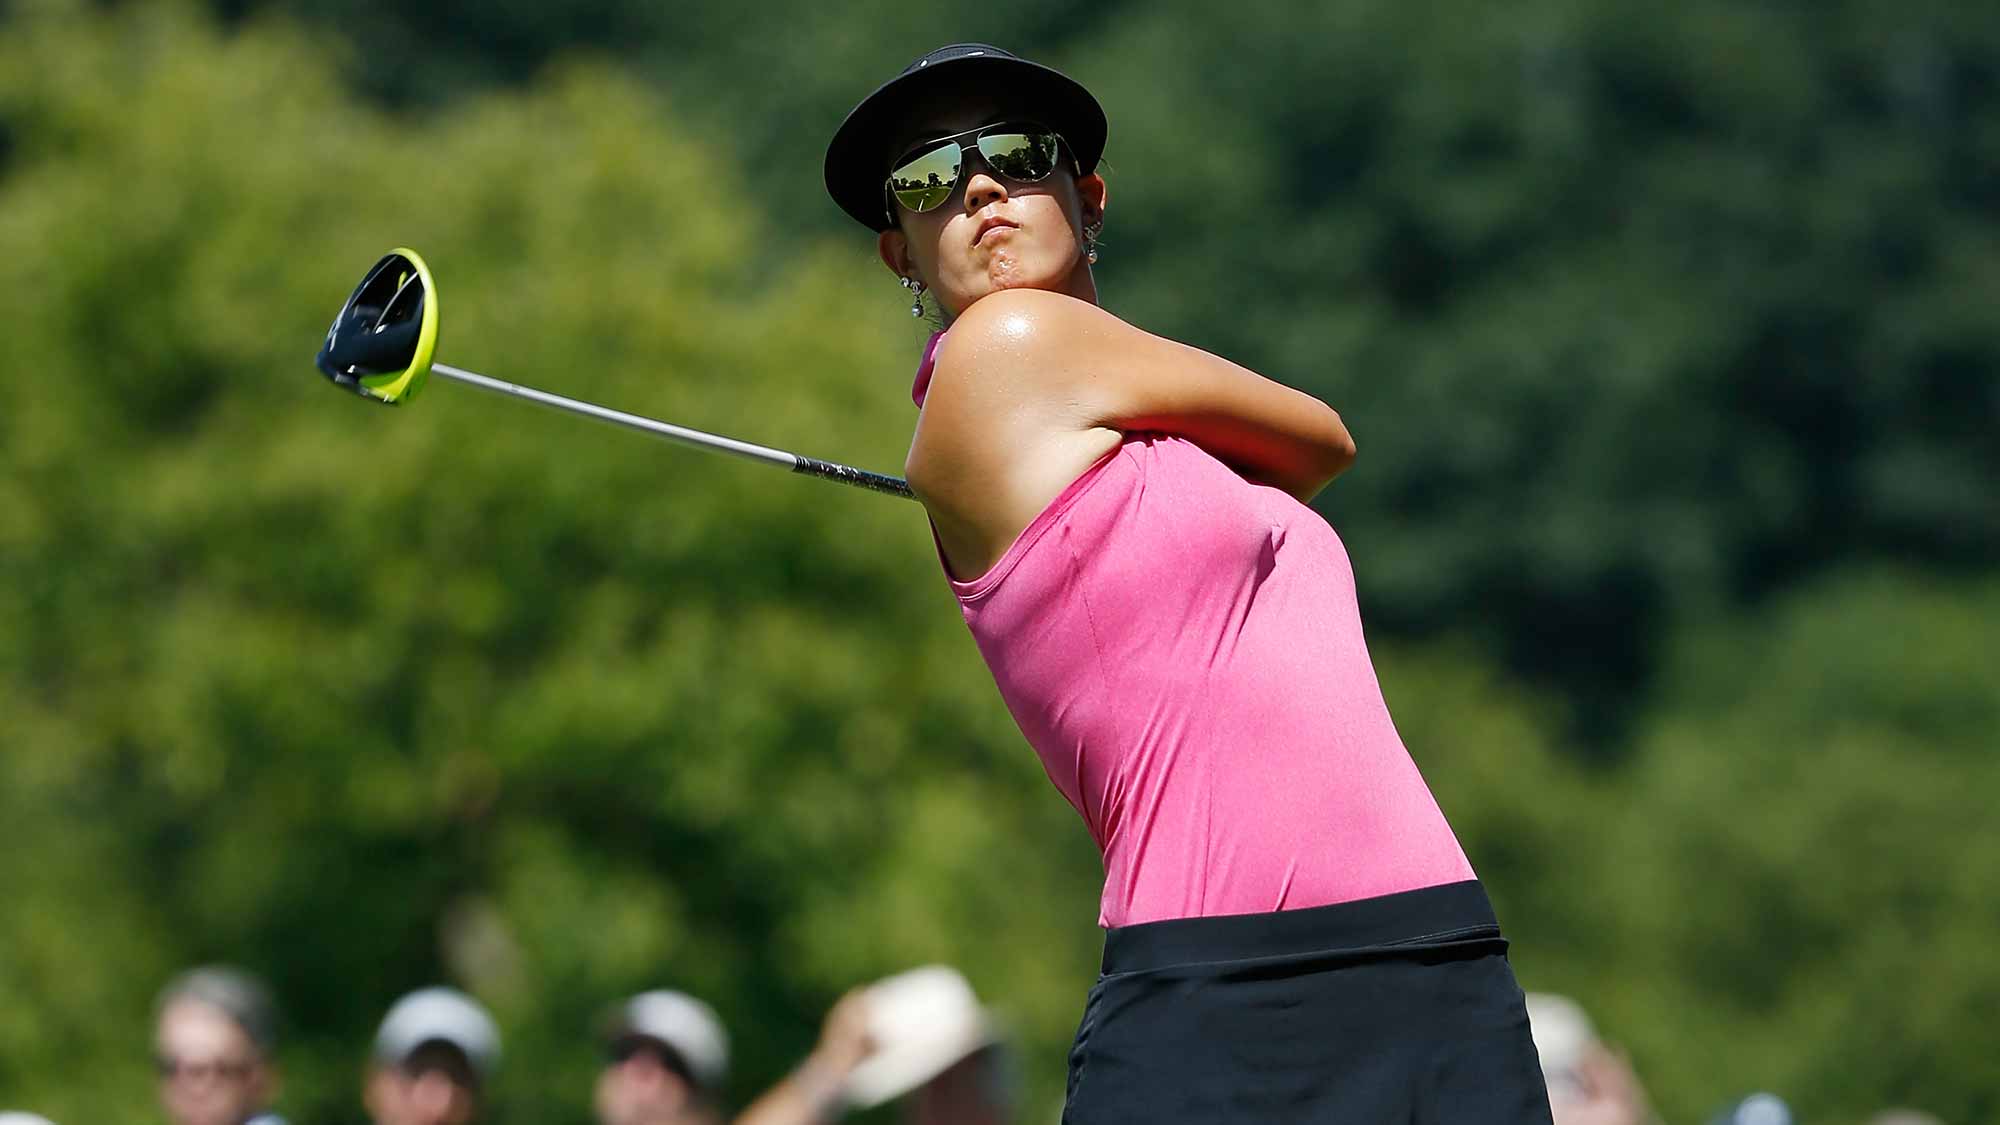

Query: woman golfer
<box><xmin>824</xmin><ymin>45</ymin><xmax>1554</xmax><ymax>1124</ymax></box>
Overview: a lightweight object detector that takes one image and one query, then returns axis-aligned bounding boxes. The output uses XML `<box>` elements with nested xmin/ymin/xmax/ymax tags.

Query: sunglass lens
<box><xmin>889</xmin><ymin>141</ymin><xmax>961</xmax><ymax>213</ymax></box>
<box><xmin>978</xmin><ymin>132</ymin><xmax>1059</xmax><ymax>182</ymax></box>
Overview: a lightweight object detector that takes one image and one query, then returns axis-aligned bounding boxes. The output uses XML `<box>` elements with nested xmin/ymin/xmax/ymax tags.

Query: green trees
<box><xmin>1074</xmin><ymin>0</ymin><xmax>2000</xmax><ymax>736</ymax></box>
<box><xmin>200</xmin><ymin>0</ymin><xmax>2000</xmax><ymax>730</ymax></box>
<box><xmin>2</xmin><ymin>1</ymin><xmax>1994</xmax><ymax>1122</ymax></box>
<box><xmin>0</xmin><ymin>6</ymin><xmax>1050</xmax><ymax>1119</ymax></box>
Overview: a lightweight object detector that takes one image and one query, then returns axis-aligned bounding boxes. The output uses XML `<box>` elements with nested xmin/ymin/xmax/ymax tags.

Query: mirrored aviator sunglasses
<box><xmin>886</xmin><ymin>123</ymin><xmax>1065</xmax><ymax>217</ymax></box>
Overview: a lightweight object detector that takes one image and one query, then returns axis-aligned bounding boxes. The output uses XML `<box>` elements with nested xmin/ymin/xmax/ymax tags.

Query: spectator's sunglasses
<box><xmin>155</xmin><ymin>1054</ymin><xmax>255</xmax><ymax>1083</ymax></box>
<box><xmin>885</xmin><ymin>122</ymin><xmax>1071</xmax><ymax>219</ymax></box>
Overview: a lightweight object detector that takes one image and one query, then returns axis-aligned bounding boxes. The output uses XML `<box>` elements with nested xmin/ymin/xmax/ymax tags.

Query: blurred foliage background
<box><xmin>0</xmin><ymin>0</ymin><xmax>1995</xmax><ymax>1121</ymax></box>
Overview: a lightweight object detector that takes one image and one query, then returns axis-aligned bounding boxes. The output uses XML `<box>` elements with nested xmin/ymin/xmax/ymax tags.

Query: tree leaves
<box><xmin>2</xmin><ymin>2</ymin><xmax>1995</xmax><ymax>1123</ymax></box>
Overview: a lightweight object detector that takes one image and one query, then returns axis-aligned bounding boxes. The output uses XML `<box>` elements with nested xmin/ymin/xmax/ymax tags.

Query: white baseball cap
<box><xmin>605</xmin><ymin>990</ymin><xmax>730</xmax><ymax>1091</ymax></box>
<box><xmin>373</xmin><ymin>987</ymin><xmax>501</xmax><ymax>1081</ymax></box>
<box><xmin>843</xmin><ymin>966</ymin><xmax>997</xmax><ymax>1109</ymax></box>
<box><xmin>0</xmin><ymin>1113</ymin><xmax>57</xmax><ymax>1125</ymax></box>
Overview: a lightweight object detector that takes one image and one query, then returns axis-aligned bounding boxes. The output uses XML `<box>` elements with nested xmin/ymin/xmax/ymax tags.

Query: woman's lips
<box><xmin>974</xmin><ymin>218</ymin><xmax>1020</xmax><ymax>246</ymax></box>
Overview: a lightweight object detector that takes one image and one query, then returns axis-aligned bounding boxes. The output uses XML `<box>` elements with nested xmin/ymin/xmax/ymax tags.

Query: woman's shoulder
<box><xmin>953</xmin><ymin>285</ymin><xmax>1111</xmax><ymax>329</ymax></box>
<box><xmin>907</xmin><ymin>290</ymin><xmax>1130</xmax><ymax>579</ymax></box>
<box><xmin>934</xmin><ymin>289</ymin><xmax>1132</xmax><ymax>377</ymax></box>
<box><xmin>919</xmin><ymin>288</ymin><xmax>1131</xmax><ymax>451</ymax></box>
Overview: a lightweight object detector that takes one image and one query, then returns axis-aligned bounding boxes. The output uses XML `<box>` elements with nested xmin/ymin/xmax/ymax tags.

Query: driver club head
<box><xmin>315</xmin><ymin>248</ymin><xmax>438</xmax><ymax>405</ymax></box>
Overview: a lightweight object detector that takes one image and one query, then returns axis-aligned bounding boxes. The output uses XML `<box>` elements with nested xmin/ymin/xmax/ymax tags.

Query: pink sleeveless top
<box><xmin>915</xmin><ymin>335</ymin><xmax>1474</xmax><ymax>928</ymax></box>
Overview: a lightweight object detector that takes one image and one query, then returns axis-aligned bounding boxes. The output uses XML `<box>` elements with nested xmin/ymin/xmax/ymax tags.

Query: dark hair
<box><xmin>401</xmin><ymin>1039</ymin><xmax>481</xmax><ymax>1092</ymax></box>
<box><xmin>606</xmin><ymin>1035</ymin><xmax>715</xmax><ymax>1104</ymax></box>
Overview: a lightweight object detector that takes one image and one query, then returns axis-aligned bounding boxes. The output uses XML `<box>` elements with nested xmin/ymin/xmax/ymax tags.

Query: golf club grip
<box><xmin>791</xmin><ymin>456</ymin><xmax>917</xmax><ymax>500</ymax></box>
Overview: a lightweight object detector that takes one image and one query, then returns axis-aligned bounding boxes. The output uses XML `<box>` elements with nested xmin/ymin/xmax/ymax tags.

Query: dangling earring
<box><xmin>1084</xmin><ymin>223</ymin><xmax>1103</xmax><ymax>265</ymax></box>
<box><xmin>905</xmin><ymin>277</ymin><xmax>927</xmax><ymax>318</ymax></box>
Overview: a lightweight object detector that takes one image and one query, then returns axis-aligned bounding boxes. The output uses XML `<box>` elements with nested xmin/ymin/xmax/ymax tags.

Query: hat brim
<box><xmin>842</xmin><ymin>1014</ymin><xmax>995</xmax><ymax>1108</ymax></box>
<box><xmin>825</xmin><ymin>54</ymin><xmax>1107</xmax><ymax>232</ymax></box>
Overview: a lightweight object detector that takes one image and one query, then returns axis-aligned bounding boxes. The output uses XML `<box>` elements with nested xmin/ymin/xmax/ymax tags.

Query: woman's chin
<box><xmin>985</xmin><ymin>262</ymin><xmax>1071</xmax><ymax>297</ymax></box>
<box><xmin>944</xmin><ymin>259</ymin><xmax>1085</xmax><ymax>317</ymax></box>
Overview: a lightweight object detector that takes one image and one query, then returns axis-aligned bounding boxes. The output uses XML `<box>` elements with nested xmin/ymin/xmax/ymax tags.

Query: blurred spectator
<box><xmin>363</xmin><ymin>987</ymin><xmax>500</xmax><ymax>1125</ymax></box>
<box><xmin>1524</xmin><ymin>993</ymin><xmax>1653</xmax><ymax>1125</ymax></box>
<box><xmin>0</xmin><ymin>1113</ymin><xmax>58</xmax><ymax>1125</ymax></box>
<box><xmin>736</xmin><ymin>966</ymin><xmax>1011</xmax><ymax>1125</ymax></box>
<box><xmin>597</xmin><ymin>990</ymin><xmax>730</xmax><ymax>1125</ymax></box>
<box><xmin>154</xmin><ymin>966</ymin><xmax>286</xmax><ymax>1125</ymax></box>
<box><xmin>1867</xmin><ymin>1112</ymin><xmax>1945</xmax><ymax>1125</ymax></box>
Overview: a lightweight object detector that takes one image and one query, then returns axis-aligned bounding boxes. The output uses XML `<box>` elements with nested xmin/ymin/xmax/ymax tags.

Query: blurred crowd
<box><xmin>1524</xmin><ymin>993</ymin><xmax>1947</xmax><ymax>1125</ymax></box>
<box><xmin>2</xmin><ymin>963</ymin><xmax>1009</xmax><ymax>1125</ymax></box>
<box><xmin>0</xmin><ymin>968</ymin><xmax>1951</xmax><ymax>1125</ymax></box>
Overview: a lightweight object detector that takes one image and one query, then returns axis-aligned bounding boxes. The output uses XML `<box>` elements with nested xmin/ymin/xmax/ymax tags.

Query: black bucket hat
<box><xmin>824</xmin><ymin>43</ymin><xmax>1108</xmax><ymax>232</ymax></box>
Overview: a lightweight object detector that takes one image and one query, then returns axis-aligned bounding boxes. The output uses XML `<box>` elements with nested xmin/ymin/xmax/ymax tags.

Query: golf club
<box><xmin>315</xmin><ymin>248</ymin><xmax>916</xmax><ymax>500</ymax></box>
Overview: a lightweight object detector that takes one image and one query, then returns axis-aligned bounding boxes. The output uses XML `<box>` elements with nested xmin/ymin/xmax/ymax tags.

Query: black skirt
<box><xmin>1062</xmin><ymin>881</ymin><xmax>1553</xmax><ymax>1124</ymax></box>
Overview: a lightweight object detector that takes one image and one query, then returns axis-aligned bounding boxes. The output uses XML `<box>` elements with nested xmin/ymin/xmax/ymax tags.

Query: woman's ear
<box><xmin>878</xmin><ymin>228</ymin><xmax>915</xmax><ymax>282</ymax></box>
<box><xmin>1077</xmin><ymin>173</ymin><xmax>1108</xmax><ymax>231</ymax></box>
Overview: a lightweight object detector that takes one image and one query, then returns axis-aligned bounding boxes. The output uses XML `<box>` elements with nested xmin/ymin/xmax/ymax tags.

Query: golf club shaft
<box><xmin>431</xmin><ymin>362</ymin><xmax>916</xmax><ymax>501</ymax></box>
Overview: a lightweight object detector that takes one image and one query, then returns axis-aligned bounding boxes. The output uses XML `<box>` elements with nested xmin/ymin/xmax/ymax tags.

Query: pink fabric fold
<box><xmin>911</xmin><ymin>330</ymin><xmax>945</xmax><ymax>408</ymax></box>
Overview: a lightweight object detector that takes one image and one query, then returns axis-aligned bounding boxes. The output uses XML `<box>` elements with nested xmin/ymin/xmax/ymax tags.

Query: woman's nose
<box><xmin>961</xmin><ymin>165</ymin><xmax>1009</xmax><ymax>212</ymax></box>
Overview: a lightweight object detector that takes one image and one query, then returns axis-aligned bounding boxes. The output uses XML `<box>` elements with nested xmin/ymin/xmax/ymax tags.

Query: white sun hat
<box><xmin>843</xmin><ymin>965</ymin><xmax>997</xmax><ymax>1109</ymax></box>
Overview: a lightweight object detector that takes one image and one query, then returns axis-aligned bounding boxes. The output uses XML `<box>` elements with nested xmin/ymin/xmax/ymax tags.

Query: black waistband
<box><xmin>1101</xmin><ymin>880</ymin><xmax>1501</xmax><ymax>976</ymax></box>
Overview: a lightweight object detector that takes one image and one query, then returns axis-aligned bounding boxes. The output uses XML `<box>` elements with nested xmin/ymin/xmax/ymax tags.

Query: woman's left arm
<box><xmin>1093</xmin><ymin>337</ymin><xmax>1357</xmax><ymax>503</ymax></box>
<box><xmin>950</xmin><ymin>289</ymin><xmax>1356</xmax><ymax>503</ymax></box>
